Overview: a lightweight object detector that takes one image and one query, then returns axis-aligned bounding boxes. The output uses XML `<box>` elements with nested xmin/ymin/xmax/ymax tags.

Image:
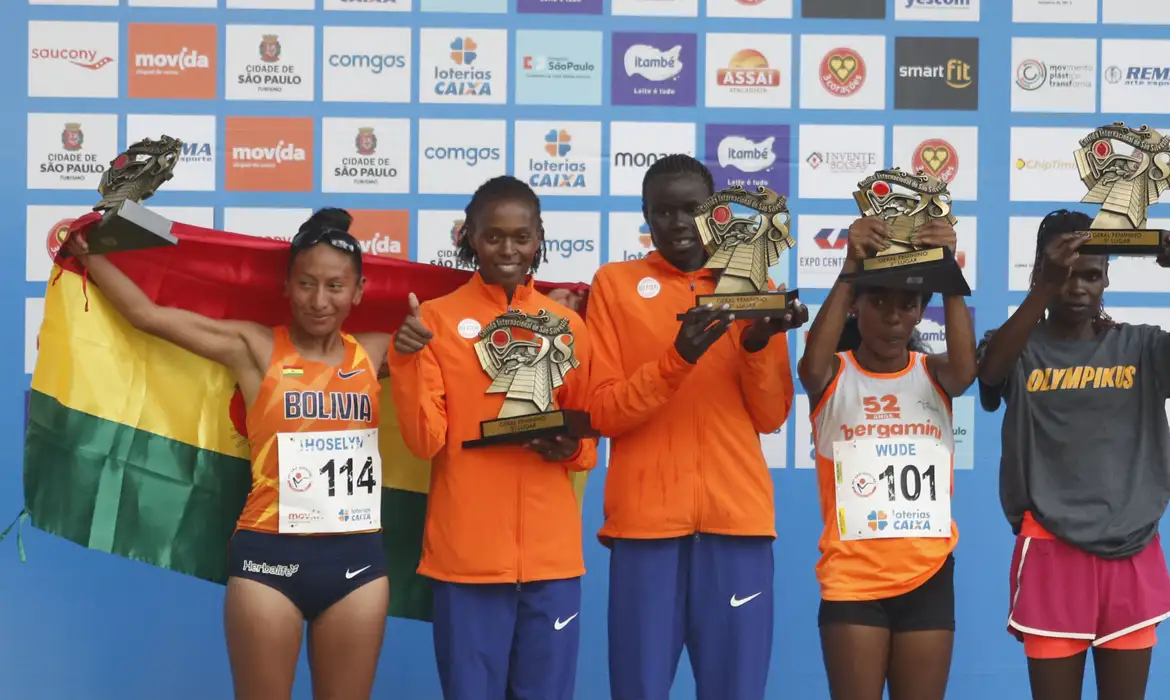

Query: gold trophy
<box><xmin>462</xmin><ymin>309</ymin><xmax>598</xmax><ymax>449</ymax></box>
<box><xmin>839</xmin><ymin>167</ymin><xmax>971</xmax><ymax>297</ymax></box>
<box><xmin>677</xmin><ymin>185</ymin><xmax>798</xmax><ymax>321</ymax></box>
<box><xmin>1073</xmin><ymin>122</ymin><xmax>1170</xmax><ymax>256</ymax></box>
<box><xmin>59</xmin><ymin>135</ymin><xmax>183</xmax><ymax>259</ymax></box>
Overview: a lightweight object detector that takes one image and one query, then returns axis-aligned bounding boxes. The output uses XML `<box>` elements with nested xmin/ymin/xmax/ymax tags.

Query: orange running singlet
<box><xmin>237</xmin><ymin>326</ymin><xmax>382</xmax><ymax>535</ymax></box>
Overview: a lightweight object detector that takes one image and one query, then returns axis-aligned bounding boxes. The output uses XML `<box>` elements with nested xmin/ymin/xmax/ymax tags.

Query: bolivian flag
<box><xmin>24</xmin><ymin>212</ymin><xmax>590</xmax><ymax>622</ymax></box>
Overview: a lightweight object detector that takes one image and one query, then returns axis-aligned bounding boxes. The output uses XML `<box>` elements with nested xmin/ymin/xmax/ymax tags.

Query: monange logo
<box><xmin>128</xmin><ymin>23</ymin><xmax>217</xmax><ymax>99</ymax></box>
<box><xmin>912</xmin><ymin>139</ymin><xmax>958</xmax><ymax>183</ymax></box>
<box><xmin>434</xmin><ymin>37</ymin><xmax>493</xmax><ymax>97</ymax></box>
<box><xmin>715</xmin><ymin>49</ymin><xmax>781</xmax><ymax>91</ymax></box>
<box><xmin>225</xmin><ymin>117</ymin><xmax>314</xmax><ymax>192</ymax></box>
<box><xmin>614</xmin><ymin>151</ymin><xmax>667</xmax><ymax>168</ymax></box>
<box><xmin>820</xmin><ymin>48</ymin><xmax>866</xmax><ymax>97</ymax></box>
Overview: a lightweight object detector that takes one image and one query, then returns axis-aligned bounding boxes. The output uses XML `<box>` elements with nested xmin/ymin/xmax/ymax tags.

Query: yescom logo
<box><xmin>434</xmin><ymin>37</ymin><xmax>493</xmax><ymax>98</ymax></box>
<box><xmin>128</xmin><ymin>23</ymin><xmax>217</xmax><ymax>99</ymax></box>
<box><xmin>716</xmin><ymin>49</ymin><xmax>781</xmax><ymax>91</ymax></box>
<box><xmin>225</xmin><ymin>117</ymin><xmax>314</xmax><ymax>192</ymax></box>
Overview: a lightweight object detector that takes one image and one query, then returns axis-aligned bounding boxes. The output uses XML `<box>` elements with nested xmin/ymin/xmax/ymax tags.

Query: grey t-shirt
<box><xmin>979</xmin><ymin>323</ymin><xmax>1170</xmax><ymax>558</ymax></box>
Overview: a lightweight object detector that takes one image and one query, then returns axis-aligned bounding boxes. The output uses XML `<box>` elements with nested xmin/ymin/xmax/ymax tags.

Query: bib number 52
<box><xmin>878</xmin><ymin>464</ymin><xmax>937</xmax><ymax>502</ymax></box>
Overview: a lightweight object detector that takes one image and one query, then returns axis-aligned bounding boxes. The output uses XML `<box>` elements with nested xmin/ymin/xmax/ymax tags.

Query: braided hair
<box><xmin>1029</xmin><ymin>209</ymin><xmax>1116</xmax><ymax>331</ymax></box>
<box><xmin>455</xmin><ymin>175</ymin><xmax>547</xmax><ymax>272</ymax></box>
<box><xmin>641</xmin><ymin>154</ymin><xmax>716</xmax><ymax>214</ymax></box>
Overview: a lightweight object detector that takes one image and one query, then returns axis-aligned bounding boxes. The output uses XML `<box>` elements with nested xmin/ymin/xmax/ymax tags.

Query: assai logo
<box><xmin>238</xmin><ymin>34</ymin><xmax>304</xmax><ymax>94</ymax></box>
<box><xmin>434</xmin><ymin>37</ymin><xmax>493</xmax><ymax>98</ymax></box>
<box><xmin>42</xmin><ymin>123</ymin><xmax>105</xmax><ymax>182</ymax></box>
<box><xmin>715</xmin><ymin>49</ymin><xmax>781</xmax><ymax>92</ymax></box>
<box><xmin>820</xmin><ymin>48</ymin><xmax>866</xmax><ymax>96</ymax></box>
<box><xmin>329</xmin><ymin>52</ymin><xmax>406</xmax><ymax>75</ymax></box>
<box><xmin>912</xmin><ymin>138</ymin><xmax>958</xmax><ymax>183</ymax></box>
<box><xmin>527</xmin><ymin>129</ymin><xmax>589</xmax><ymax>190</ymax></box>
<box><xmin>334</xmin><ymin>127</ymin><xmax>398</xmax><ymax>185</ymax></box>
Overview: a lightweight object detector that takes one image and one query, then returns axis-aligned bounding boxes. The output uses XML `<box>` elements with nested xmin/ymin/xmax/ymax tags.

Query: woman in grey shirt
<box><xmin>978</xmin><ymin>210</ymin><xmax>1170</xmax><ymax>700</ymax></box>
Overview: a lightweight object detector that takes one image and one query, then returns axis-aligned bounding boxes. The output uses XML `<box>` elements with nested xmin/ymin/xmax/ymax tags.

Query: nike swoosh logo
<box><xmin>338</xmin><ymin>369</ymin><xmax>366</xmax><ymax>379</ymax></box>
<box><xmin>553</xmin><ymin>613</ymin><xmax>578</xmax><ymax>630</ymax></box>
<box><xmin>345</xmin><ymin>565</ymin><xmax>371</xmax><ymax>580</ymax></box>
<box><xmin>730</xmin><ymin>592</ymin><xmax>762</xmax><ymax>608</ymax></box>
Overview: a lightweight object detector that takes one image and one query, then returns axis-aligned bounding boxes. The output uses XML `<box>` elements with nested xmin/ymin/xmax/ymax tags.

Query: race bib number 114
<box><xmin>278</xmin><ymin>428</ymin><xmax>382</xmax><ymax>535</ymax></box>
<box><xmin>832</xmin><ymin>438</ymin><xmax>952</xmax><ymax>541</ymax></box>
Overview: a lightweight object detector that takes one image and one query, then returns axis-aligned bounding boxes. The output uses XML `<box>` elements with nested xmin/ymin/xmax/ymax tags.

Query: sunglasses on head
<box><xmin>290</xmin><ymin>227</ymin><xmax>360</xmax><ymax>255</ymax></box>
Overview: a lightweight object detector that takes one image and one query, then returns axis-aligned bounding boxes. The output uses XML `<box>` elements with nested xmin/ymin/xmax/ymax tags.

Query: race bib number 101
<box><xmin>832</xmin><ymin>438</ymin><xmax>952</xmax><ymax>541</ymax></box>
<box><xmin>278</xmin><ymin>428</ymin><xmax>382</xmax><ymax>535</ymax></box>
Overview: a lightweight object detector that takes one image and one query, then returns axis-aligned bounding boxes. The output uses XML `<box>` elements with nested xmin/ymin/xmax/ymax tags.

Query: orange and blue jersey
<box><xmin>236</xmin><ymin>325</ymin><xmax>381</xmax><ymax>534</ymax></box>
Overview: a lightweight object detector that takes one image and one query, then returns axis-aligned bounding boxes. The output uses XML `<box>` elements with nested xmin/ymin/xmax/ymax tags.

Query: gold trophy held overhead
<box><xmin>58</xmin><ymin>135</ymin><xmax>183</xmax><ymax>258</ymax></box>
<box><xmin>1072</xmin><ymin>122</ymin><xmax>1170</xmax><ymax>260</ymax></box>
<box><xmin>677</xmin><ymin>185</ymin><xmax>799</xmax><ymax>321</ymax></box>
<box><xmin>839</xmin><ymin>167</ymin><xmax>971</xmax><ymax>297</ymax></box>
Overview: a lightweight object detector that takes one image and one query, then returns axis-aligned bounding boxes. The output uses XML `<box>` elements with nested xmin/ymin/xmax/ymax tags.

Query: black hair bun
<box><xmin>307</xmin><ymin>207</ymin><xmax>353</xmax><ymax>233</ymax></box>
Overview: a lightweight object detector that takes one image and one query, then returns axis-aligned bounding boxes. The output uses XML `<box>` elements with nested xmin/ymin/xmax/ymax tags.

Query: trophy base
<box><xmin>675</xmin><ymin>289</ymin><xmax>800</xmax><ymax>321</ymax></box>
<box><xmin>61</xmin><ymin>199</ymin><xmax>178</xmax><ymax>259</ymax></box>
<box><xmin>839</xmin><ymin>246</ymin><xmax>971</xmax><ymax>297</ymax></box>
<box><xmin>462</xmin><ymin>409</ymin><xmax>599</xmax><ymax>449</ymax></box>
<box><xmin>1076</xmin><ymin>229</ymin><xmax>1170</xmax><ymax>256</ymax></box>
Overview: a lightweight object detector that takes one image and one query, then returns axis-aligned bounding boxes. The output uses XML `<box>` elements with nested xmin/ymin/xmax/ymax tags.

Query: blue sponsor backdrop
<box><xmin>5</xmin><ymin>0</ymin><xmax>1170</xmax><ymax>699</ymax></box>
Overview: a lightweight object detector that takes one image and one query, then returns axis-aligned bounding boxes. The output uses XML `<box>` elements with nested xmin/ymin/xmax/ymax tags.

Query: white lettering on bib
<box><xmin>278</xmin><ymin>428</ymin><xmax>381</xmax><ymax>534</ymax></box>
<box><xmin>833</xmin><ymin>437</ymin><xmax>951</xmax><ymax>541</ymax></box>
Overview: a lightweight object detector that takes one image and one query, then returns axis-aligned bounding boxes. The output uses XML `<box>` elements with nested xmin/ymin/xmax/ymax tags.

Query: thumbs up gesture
<box><xmin>394</xmin><ymin>292</ymin><xmax>434</xmax><ymax>354</ymax></box>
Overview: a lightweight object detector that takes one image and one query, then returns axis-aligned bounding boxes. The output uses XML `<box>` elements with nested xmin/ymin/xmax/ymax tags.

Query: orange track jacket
<box><xmin>388</xmin><ymin>275</ymin><xmax>598</xmax><ymax>584</ymax></box>
<box><xmin>585</xmin><ymin>252</ymin><xmax>794</xmax><ymax>544</ymax></box>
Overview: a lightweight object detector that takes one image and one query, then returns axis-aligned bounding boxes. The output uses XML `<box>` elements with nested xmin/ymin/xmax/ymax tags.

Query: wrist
<box><xmin>840</xmin><ymin>258</ymin><xmax>859</xmax><ymax>275</ymax></box>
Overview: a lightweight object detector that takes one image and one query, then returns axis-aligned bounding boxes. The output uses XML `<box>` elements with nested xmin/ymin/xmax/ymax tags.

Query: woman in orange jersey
<box><xmin>65</xmin><ymin>209</ymin><xmax>391</xmax><ymax>700</ymax></box>
<box><xmin>584</xmin><ymin>155</ymin><xmax>805</xmax><ymax>700</ymax></box>
<box><xmin>797</xmin><ymin>215</ymin><xmax>976</xmax><ymax>700</ymax></box>
<box><xmin>388</xmin><ymin>175</ymin><xmax>598</xmax><ymax>700</ymax></box>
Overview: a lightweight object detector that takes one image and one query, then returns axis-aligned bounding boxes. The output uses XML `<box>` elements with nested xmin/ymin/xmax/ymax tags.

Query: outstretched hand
<box><xmin>1041</xmin><ymin>232</ymin><xmax>1090</xmax><ymax>286</ymax></box>
<box><xmin>674</xmin><ymin>304</ymin><xmax>734</xmax><ymax>364</ymax></box>
<box><xmin>393</xmin><ymin>292</ymin><xmax>433</xmax><ymax>355</ymax></box>
<box><xmin>525</xmin><ymin>435</ymin><xmax>580</xmax><ymax>462</ymax></box>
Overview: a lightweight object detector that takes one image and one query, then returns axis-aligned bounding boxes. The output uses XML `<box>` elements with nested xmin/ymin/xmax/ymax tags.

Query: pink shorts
<box><xmin>1008</xmin><ymin>520</ymin><xmax>1170</xmax><ymax>658</ymax></box>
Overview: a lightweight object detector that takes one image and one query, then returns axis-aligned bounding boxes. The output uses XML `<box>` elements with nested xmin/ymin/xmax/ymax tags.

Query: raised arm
<box><xmin>387</xmin><ymin>293</ymin><xmax>447</xmax><ymax>460</ymax></box>
<box><xmin>798</xmin><ymin>217</ymin><xmax>884</xmax><ymax>397</ymax></box>
<box><xmin>978</xmin><ymin>233</ymin><xmax>1085</xmax><ymax>391</ymax></box>
<box><xmin>69</xmin><ymin>237</ymin><xmax>266</xmax><ymax>380</ymax></box>
<box><xmin>737</xmin><ymin>288</ymin><xmax>806</xmax><ymax>433</ymax></box>
<box><xmin>916</xmin><ymin>222</ymin><xmax>977</xmax><ymax>397</ymax></box>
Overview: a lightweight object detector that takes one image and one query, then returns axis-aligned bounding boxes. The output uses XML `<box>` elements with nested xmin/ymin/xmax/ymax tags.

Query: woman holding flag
<box><xmin>64</xmin><ymin>208</ymin><xmax>392</xmax><ymax>700</ymax></box>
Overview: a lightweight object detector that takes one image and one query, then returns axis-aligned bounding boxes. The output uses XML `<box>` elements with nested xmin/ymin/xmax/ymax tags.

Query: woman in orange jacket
<box><xmin>388</xmin><ymin>175</ymin><xmax>597</xmax><ymax>700</ymax></box>
<box><xmin>584</xmin><ymin>155</ymin><xmax>806</xmax><ymax>700</ymax></box>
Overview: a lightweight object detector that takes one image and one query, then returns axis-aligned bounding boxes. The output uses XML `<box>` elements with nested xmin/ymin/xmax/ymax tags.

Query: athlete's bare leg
<box><xmin>1092</xmin><ymin>647</ymin><xmax>1151</xmax><ymax>700</ymax></box>
<box><xmin>887</xmin><ymin>630</ymin><xmax>953</xmax><ymax>700</ymax></box>
<box><xmin>306</xmin><ymin>576</ymin><xmax>390</xmax><ymax>700</ymax></box>
<box><xmin>1026</xmin><ymin>653</ymin><xmax>1087</xmax><ymax>700</ymax></box>
<box><xmin>224</xmin><ymin>577</ymin><xmax>305</xmax><ymax>700</ymax></box>
<box><xmin>820</xmin><ymin>624</ymin><xmax>890</xmax><ymax>700</ymax></box>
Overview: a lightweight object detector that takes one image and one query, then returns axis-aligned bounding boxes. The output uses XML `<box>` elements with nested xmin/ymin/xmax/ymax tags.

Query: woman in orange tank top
<box><xmin>65</xmin><ymin>209</ymin><xmax>394</xmax><ymax>700</ymax></box>
<box><xmin>797</xmin><ymin>215</ymin><xmax>977</xmax><ymax>700</ymax></box>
